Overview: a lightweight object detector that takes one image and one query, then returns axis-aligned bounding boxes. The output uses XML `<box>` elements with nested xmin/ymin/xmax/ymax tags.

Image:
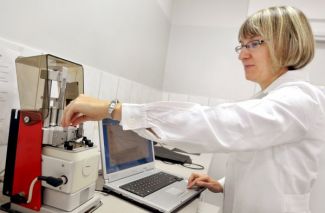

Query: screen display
<box><xmin>102</xmin><ymin>119</ymin><xmax>154</xmax><ymax>174</ymax></box>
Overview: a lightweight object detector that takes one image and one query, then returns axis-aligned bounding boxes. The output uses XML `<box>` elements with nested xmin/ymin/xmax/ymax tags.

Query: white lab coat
<box><xmin>120</xmin><ymin>71</ymin><xmax>325</xmax><ymax>213</ymax></box>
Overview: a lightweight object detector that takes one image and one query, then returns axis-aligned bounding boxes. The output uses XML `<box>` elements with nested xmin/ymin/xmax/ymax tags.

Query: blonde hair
<box><xmin>238</xmin><ymin>6</ymin><xmax>315</xmax><ymax>71</ymax></box>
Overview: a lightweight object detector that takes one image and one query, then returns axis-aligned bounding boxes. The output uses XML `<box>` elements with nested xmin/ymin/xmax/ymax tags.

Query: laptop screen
<box><xmin>101</xmin><ymin>118</ymin><xmax>154</xmax><ymax>174</ymax></box>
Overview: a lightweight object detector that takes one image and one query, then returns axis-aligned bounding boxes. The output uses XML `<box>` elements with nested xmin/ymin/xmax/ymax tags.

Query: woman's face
<box><xmin>238</xmin><ymin>36</ymin><xmax>277</xmax><ymax>90</ymax></box>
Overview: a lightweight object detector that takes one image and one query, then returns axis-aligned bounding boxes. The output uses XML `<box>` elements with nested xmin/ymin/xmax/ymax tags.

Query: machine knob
<box><xmin>85</xmin><ymin>139</ymin><xmax>94</xmax><ymax>147</ymax></box>
<box><xmin>64</xmin><ymin>141</ymin><xmax>74</xmax><ymax>150</ymax></box>
<box><xmin>23</xmin><ymin>116</ymin><xmax>30</xmax><ymax>124</ymax></box>
<box><xmin>83</xmin><ymin>137</ymin><xmax>94</xmax><ymax>147</ymax></box>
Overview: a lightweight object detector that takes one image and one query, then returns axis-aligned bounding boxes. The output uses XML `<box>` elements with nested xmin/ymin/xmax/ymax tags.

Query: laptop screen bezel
<box><xmin>99</xmin><ymin>119</ymin><xmax>155</xmax><ymax>182</ymax></box>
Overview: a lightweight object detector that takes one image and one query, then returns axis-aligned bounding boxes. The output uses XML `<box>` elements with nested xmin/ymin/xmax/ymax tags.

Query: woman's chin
<box><xmin>244</xmin><ymin>73</ymin><xmax>256</xmax><ymax>82</ymax></box>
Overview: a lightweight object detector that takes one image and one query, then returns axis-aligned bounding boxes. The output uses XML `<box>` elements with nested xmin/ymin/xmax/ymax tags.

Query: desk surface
<box><xmin>95</xmin><ymin>152</ymin><xmax>213</xmax><ymax>213</ymax></box>
<box><xmin>0</xmin><ymin>152</ymin><xmax>213</xmax><ymax>213</ymax></box>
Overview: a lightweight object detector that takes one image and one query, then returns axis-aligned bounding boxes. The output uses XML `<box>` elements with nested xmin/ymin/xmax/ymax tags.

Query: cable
<box><xmin>182</xmin><ymin>162</ymin><xmax>204</xmax><ymax>170</ymax></box>
<box><xmin>27</xmin><ymin>175</ymin><xmax>68</xmax><ymax>204</ymax></box>
<box><xmin>27</xmin><ymin>177</ymin><xmax>39</xmax><ymax>203</ymax></box>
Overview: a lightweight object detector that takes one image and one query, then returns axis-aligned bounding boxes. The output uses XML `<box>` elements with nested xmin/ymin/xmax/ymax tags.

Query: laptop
<box><xmin>99</xmin><ymin>118</ymin><xmax>204</xmax><ymax>212</ymax></box>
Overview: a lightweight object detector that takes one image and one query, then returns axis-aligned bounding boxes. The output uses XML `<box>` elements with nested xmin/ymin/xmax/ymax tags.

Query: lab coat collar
<box><xmin>256</xmin><ymin>70</ymin><xmax>309</xmax><ymax>97</ymax></box>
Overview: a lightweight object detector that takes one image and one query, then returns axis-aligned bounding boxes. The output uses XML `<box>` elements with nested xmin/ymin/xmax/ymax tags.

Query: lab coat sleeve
<box><xmin>218</xmin><ymin>177</ymin><xmax>225</xmax><ymax>188</ymax></box>
<box><xmin>120</xmin><ymin>85</ymin><xmax>321</xmax><ymax>153</ymax></box>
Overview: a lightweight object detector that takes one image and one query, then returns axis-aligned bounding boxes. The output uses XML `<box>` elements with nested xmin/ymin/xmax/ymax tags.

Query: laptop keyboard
<box><xmin>119</xmin><ymin>172</ymin><xmax>183</xmax><ymax>197</ymax></box>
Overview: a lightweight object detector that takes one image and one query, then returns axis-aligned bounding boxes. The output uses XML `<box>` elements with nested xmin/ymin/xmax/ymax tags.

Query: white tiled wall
<box><xmin>98</xmin><ymin>72</ymin><xmax>119</xmax><ymax>100</ymax></box>
<box><xmin>208</xmin><ymin>97</ymin><xmax>232</xmax><ymax>106</ymax></box>
<box><xmin>116</xmin><ymin>77</ymin><xmax>132</xmax><ymax>103</ymax></box>
<box><xmin>161</xmin><ymin>92</ymin><xmax>169</xmax><ymax>101</ymax></box>
<box><xmin>83</xmin><ymin>65</ymin><xmax>102</xmax><ymax>97</ymax></box>
<box><xmin>168</xmin><ymin>92</ymin><xmax>189</xmax><ymax>102</ymax></box>
<box><xmin>188</xmin><ymin>95</ymin><xmax>209</xmax><ymax>105</ymax></box>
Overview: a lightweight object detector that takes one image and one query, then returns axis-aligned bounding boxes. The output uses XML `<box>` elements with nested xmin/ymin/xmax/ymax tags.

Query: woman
<box><xmin>62</xmin><ymin>6</ymin><xmax>325</xmax><ymax>213</ymax></box>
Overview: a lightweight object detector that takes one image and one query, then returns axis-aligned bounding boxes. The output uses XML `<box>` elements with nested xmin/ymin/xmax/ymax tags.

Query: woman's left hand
<box><xmin>187</xmin><ymin>173</ymin><xmax>223</xmax><ymax>193</ymax></box>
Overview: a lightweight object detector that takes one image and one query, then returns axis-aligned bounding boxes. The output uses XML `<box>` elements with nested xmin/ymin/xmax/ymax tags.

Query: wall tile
<box><xmin>141</xmin><ymin>85</ymin><xmax>152</xmax><ymax>103</ymax></box>
<box><xmin>168</xmin><ymin>92</ymin><xmax>188</xmax><ymax>102</ymax></box>
<box><xmin>116</xmin><ymin>77</ymin><xmax>132</xmax><ymax>103</ymax></box>
<box><xmin>98</xmin><ymin>72</ymin><xmax>118</xmax><ymax>100</ymax></box>
<box><xmin>208</xmin><ymin>97</ymin><xmax>231</xmax><ymax>106</ymax></box>
<box><xmin>148</xmin><ymin>88</ymin><xmax>163</xmax><ymax>102</ymax></box>
<box><xmin>162</xmin><ymin>92</ymin><xmax>169</xmax><ymax>101</ymax></box>
<box><xmin>188</xmin><ymin>95</ymin><xmax>209</xmax><ymax>105</ymax></box>
<box><xmin>129</xmin><ymin>81</ymin><xmax>143</xmax><ymax>104</ymax></box>
<box><xmin>83</xmin><ymin>65</ymin><xmax>102</xmax><ymax>97</ymax></box>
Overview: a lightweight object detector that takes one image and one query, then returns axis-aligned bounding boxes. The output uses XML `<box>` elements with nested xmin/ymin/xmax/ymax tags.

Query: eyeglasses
<box><xmin>235</xmin><ymin>40</ymin><xmax>265</xmax><ymax>54</ymax></box>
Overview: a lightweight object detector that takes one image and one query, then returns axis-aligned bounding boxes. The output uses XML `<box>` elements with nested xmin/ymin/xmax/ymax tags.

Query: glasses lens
<box><xmin>235</xmin><ymin>46</ymin><xmax>241</xmax><ymax>54</ymax></box>
<box><xmin>235</xmin><ymin>40</ymin><xmax>264</xmax><ymax>53</ymax></box>
<box><xmin>248</xmin><ymin>40</ymin><xmax>260</xmax><ymax>49</ymax></box>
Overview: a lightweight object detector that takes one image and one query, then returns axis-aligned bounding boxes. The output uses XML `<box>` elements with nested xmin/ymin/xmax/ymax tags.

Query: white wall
<box><xmin>163</xmin><ymin>0</ymin><xmax>255</xmax><ymax>100</ymax></box>
<box><xmin>157</xmin><ymin>0</ymin><xmax>174</xmax><ymax>20</ymax></box>
<box><xmin>0</xmin><ymin>0</ymin><xmax>171</xmax><ymax>90</ymax></box>
<box><xmin>248</xmin><ymin>0</ymin><xmax>325</xmax><ymax>19</ymax></box>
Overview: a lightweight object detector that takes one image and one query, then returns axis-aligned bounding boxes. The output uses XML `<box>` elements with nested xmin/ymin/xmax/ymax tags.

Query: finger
<box><xmin>61</xmin><ymin>96</ymin><xmax>82</xmax><ymax>127</ymax></box>
<box><xmin>196</xmin><ymin>180</ymin><xmax>210</xmax><ymax>187</ymax></box>
<box><xmin>188</xmin><ymin>173</ymin><xmax>200</xmax><ymax>182</ymax></box>
<box><xmin>61</xmin><ymin>112</ymin><xmax>68</xmax><ymax>127</ymax></box>
<box><xmin>188</xmin><ymin>176</ymin><xmax>210</xmax><ymax>188</ymax></box>
<box><xmin>70</xmin><ymin>112</ymin><xmax>83</xmax><ymax>123</ymax></box>
<box><xmin>188</xmin><ymin>177</ymin><xmax>204</xmax><ymax>188</ymax></box>
<box><xmin>63</xmin><ymin>104</ymin><xmax>77</xmax><ymax>127</ymax></box>
<box><xmin>196</xmin><ymin>181</ymin><xmax>222</xmax><ymax>193</ymax></box>
<box><xmin>187</xmin><ymin>173</ymin><xmax>200</xmax><ymax>187</ymax></box>
<box><xmin>188</xmin><ymin>180</ymin><xmax>200</xmax><ymax>189</ymax></box>
<box><xmin>71</xmin><ymin>115</ymin><xmax>90</xmax><ymax>126</ymax></box>
<box><xmin>61</xmin><ymin>101</ymin><xmax>73</xmax><ymax>127</ymax></box>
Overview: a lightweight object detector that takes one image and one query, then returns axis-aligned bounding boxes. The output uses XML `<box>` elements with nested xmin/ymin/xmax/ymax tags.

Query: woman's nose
<box><xmin>238</xmin><ymin>48</ymin><xmax>250</xmax><ymax>60</ymax></box>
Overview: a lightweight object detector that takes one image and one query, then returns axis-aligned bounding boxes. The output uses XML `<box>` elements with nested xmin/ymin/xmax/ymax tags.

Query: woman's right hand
<box><xmin>187</xmin><ymin>173</ymin><xmax>223</xmax><ymax>193</ymax></box>
<box><xmin>61</xmin><ymin>94</ymin><xmax>110</xmax><ymax>127</ymax></box>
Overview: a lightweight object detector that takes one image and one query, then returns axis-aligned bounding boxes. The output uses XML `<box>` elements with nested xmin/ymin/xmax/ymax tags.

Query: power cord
<box><xmin>27</xmin><ymin>177</ymin><xmax>38</xmax><ymax>203</ymax></box>
<box><xmin>13</xmin><ymin>175</ymin><xmax>68</xmax><ymax>204</ymax></box>
<box><xmin>182</xmin><ymin>162</ymin><xmax>204</xmax><ymax>170</ymax></box>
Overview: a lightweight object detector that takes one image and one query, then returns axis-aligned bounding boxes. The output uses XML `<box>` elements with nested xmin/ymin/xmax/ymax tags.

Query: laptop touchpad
<box><xmin>165</xmin><ymin>187</ymin><xmax>185</xmax><ymax>196</ymax></box>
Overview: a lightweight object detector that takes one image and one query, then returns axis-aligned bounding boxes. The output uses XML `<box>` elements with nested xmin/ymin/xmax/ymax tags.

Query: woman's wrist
<box><xmin>111</xmin><ymin>103</ymin><xmax>122</xmax><ymax>121</ymax></box>
<box><xmin>107</xmin><ymin>99</ymin><xmax>119</xmax><ymax>119</ymax></box>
